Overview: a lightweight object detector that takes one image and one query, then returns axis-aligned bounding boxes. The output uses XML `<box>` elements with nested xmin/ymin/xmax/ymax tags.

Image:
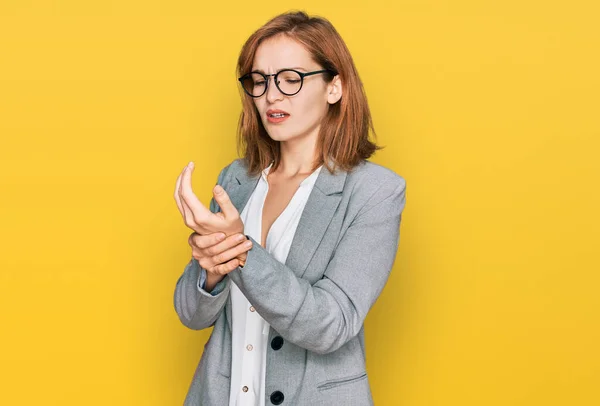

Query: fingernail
<box><xmin>188</xmin><ymin>161</ymin><xmax>194</xmax><ymax>169</ymax></box>
<box><xmin>214</xmin><ymin>185</ymin><xmax>224</xmax><ymax>194</ymax></box>
<box><xmin>217</xmin><ymin>233</ymin><xmax>225</xmax><ymax>241</ymax></box>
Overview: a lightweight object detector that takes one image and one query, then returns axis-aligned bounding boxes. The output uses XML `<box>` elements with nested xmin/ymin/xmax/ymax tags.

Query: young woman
<box><xmin>173</xmin><ymin>10</ymin><xmax>407</xmax><ymax>406</ymax></box>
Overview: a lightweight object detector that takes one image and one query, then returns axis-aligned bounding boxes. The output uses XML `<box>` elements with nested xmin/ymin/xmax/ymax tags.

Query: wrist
<box><xmin>205</xmin><ymin>272</ymin><xmax>224</xmax><ymax>292</ymax></box>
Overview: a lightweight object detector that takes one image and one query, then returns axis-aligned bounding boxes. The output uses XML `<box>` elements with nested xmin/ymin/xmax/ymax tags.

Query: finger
<box><xmin>212</xmin><ymin>258</ymin><xmax>240</xmax><ymax>276</ymax></box>
<box><xmin>238</xmin><ymin>252</ymin><xmax>247</xmax><ymax>268</ymax></box>
<box><xmin>174</xmin><ymin>169</ymin><xmax>185</xmax><ymax>217</ymax></box>
<box><xmin>211</xmin><ymin>238</ymin><xmax>252</xmax><ymax>265</ymax></box>
<box><xmin>180</xmin><ymin>193</ymin><xmax>200</xmax><ymax>232</ymax></box>
<box><xmin>176</xmin><ymin>164</ymin><xmax>195</xmax><ymax>223</ymax></box>
<box><xmin>178</xmin><ymin>167</ymin><xmax>203</xmax><ymax>233</ymax></box>
<box><xmin>189</xmin><ymin>231</ymin><xmax>227</xmax><ymax>250</ymax></box>
<box><xmin>212</xmin><ymin>185</ymin><xmax>240</xmax><ymax>220</ymax></box>
<box><xmin>179</xmin><ymin>162</ymin><xmax>212</xmax><ymax>225</ymax></box>
<box><xmin>204</xmin><ymin>233</ymin><xmax>247</xmax><ymax>256</ymax></box>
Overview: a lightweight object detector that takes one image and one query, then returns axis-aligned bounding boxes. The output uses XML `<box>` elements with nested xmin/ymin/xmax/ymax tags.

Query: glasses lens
<box><xmin>241</xmin><ymin>73</ymin><xmax>268</xmax><ymax>97</ymax></box>
<box><xmin>276</xmin><ymin>70</ymin><xmax>302</xmax><ymax>95</ymax></box>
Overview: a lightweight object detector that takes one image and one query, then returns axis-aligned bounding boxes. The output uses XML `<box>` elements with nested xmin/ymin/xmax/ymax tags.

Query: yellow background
<box><xmin>1</xmin><ymin>1</ymin><xmax>598</xmax><ymax>405</ymax></box>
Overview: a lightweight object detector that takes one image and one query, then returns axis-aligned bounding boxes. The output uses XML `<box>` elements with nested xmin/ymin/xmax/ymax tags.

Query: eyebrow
<box><xmin>251</xmin><ymin>67</ymin><xmax>308</xmax><ymax>73</ymax></box>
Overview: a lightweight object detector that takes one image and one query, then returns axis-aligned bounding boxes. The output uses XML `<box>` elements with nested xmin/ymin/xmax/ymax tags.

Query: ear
<box><xmin>326</xmin><ymin>75</ymin><xmax>343</xmax><ymax>104</ymax></box>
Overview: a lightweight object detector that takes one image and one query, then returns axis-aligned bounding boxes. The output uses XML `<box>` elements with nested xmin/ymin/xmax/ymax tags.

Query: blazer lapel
<box><xmin>229</xmin><ymin>168</ymin><xmax>261</xmax><ymax>214</ymax></box>
<box><xmin>285</xmin><ymin>164</ymin><xmax>346</xmax><ymax>279</ymax></box>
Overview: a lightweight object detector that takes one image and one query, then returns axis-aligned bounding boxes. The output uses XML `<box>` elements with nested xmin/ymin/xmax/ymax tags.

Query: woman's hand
<box><xmin>189</xmin><ymin>231</ymin><xmax>253</xmax><ymax>290</ymax></box>
<box><xmin>174</xmin><ymin>162</ymin><xmax>244</xmax><ymax>236</ymax></box>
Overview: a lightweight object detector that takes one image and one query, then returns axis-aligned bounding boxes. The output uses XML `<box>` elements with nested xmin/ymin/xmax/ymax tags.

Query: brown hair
<box><xmin>236</xmin><ymin>10</ymin><xmax>383</xmax><ymax>177</ymax></box>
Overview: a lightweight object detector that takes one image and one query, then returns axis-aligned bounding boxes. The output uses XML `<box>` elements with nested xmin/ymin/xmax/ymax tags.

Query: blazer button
<box><xmin>270</xmin><ymin>390</ymin><xmax>284</xmax><ymax>405</ymax></box>
<box><xmin>271</xmin><ymin>336</ymin><xmax>284</xmax><ymax>351</ymax></box>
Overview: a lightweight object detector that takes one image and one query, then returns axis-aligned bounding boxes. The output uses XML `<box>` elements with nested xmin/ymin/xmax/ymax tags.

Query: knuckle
<box><xmin>194</xmin><ymin>238</ymin><xmax>204</xmax><ymax>250</ymax></box>
<box><xmin>198</xmin><ymin>258</ymin><xmax>210</xmax><ymax>269</ymax></box>
<box><xmin>212</xmin><ymin>254</ymin><xmax>222</xmax><ymax>264</ymax></box>
<box><xmin>207</xmin><ymin>237</ymin><xmax>219</xmax><ymax>249</ymax></box>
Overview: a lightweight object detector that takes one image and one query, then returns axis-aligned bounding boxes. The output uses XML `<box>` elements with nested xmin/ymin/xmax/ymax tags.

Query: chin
<box><xmin>263</xmin><ymin>119</ymin><xmax>314</xmax><ymax>143</ymax></box>
<box><xmin>265</xmin><ymin>128</ymin><xmax>296</xmax><ymax>142</ymax></box>
<box><xmin>267</xmin><ymin>134</ymin><xmax>288</xmax><ymax>142</ymax></box>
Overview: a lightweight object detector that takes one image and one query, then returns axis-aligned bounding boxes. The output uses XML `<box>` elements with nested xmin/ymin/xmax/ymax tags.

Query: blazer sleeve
<box><xmin>227</xmin><ymin>176</ymin><xmax>407</xmax><ymax>354</ymax></box>
<box><xmin>173</xmin><ymin>164</ymin><xmax>232</xmax><ymax>330</ymax></box>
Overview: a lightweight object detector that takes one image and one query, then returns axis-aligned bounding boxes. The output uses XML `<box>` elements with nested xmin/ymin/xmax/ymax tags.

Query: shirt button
<box><xmin>242</xmin><ymin>386</ymin><xmax>249</xmax><ymax>392</ymax></box>
<box><xmin>246</xmin><ymin>344</ymin><xmax>253</xmax><ymax>351</ymax></box>
<box><xmin>249</xmin><ymin>306</ymin><xmax>255</xmax><ymax>312</ymax></box>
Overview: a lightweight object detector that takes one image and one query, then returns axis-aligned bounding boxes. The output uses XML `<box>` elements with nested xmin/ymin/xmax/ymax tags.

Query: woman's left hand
<box><xmin>174</xmin><ymin>162</ymin><xmax>244</xmax><ymax>236</ymax></box>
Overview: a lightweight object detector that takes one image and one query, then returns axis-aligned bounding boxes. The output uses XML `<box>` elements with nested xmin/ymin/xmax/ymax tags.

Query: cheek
<box><xmin>297</xmin><ymin>93</ymin><xmax>328</xmax><ymax>118</ymax></box>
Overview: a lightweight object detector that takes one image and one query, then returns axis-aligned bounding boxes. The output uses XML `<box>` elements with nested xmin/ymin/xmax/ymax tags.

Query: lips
<box><xmin>266</xmin><ymin>109</ymin><xmax>290</xmax><ymax>118</ymax></box>
<box><xmin>265</xmin><ymin>109</ymin><xmax>290</xmax><ymax>124</ymax></box>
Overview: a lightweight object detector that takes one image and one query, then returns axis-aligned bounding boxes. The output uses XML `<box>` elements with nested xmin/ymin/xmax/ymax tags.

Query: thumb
<box><xmin>213</xmin><ymin>185</ymin><xmax>238</xmax><ymax>218</ymax></box>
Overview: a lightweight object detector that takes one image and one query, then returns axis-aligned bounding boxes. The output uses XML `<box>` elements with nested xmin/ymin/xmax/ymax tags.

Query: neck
<box><xmin>276</xmin><ymin>129</ymin><xmax>319</xmax><ymax>177</ymax></box>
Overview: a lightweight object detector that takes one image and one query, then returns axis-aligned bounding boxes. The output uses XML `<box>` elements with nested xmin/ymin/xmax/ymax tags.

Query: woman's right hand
<box><xmin>188</xmin><ymin>231</ymin><xmax>253</xmax><ymax>291</ymax></box>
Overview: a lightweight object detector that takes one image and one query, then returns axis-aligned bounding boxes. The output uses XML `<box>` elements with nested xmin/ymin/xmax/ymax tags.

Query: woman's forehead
<box><xmin>252</xmin><ymin>36</ymin><xmax>313</xmax><ymax>71</ymax></box>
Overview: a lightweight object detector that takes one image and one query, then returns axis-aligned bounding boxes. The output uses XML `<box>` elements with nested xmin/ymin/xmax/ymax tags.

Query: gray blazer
<box><xmin>174</xmin><ymin>158</ymin><xmax>407</xmax><ymax>405</ymax></box>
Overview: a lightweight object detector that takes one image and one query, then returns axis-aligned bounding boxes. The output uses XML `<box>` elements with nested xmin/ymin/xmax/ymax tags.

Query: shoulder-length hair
<box><xmin>236</xmin><ymin>10</ymin><xmax>383</xmax><ymax>177</ymax></box>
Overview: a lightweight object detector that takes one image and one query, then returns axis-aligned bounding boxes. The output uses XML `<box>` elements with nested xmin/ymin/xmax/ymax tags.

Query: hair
<box><xmin>236</xmin><ymin>10</ymin><xmax>383</xmax><ymax>177</ymax></box>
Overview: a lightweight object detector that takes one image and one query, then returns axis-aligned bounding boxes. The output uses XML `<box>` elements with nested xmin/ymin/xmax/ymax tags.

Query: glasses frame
<box><xmin>238</xmin><ymin>68</ymin><xmax>335</xmax><ymax>98</ymax></box>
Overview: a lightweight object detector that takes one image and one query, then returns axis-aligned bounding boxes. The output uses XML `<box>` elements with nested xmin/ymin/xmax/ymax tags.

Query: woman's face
<box><xmin>251</xmin><ymin>35</ymin><xmax>342</xmax><ymax>144</ymax></box>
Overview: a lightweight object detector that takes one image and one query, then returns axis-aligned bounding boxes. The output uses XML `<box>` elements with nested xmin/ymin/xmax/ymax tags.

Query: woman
<box><xmin>173</xmin><ymin>10</ymin><xmax>407</xmax><ymax>406</ymax></box>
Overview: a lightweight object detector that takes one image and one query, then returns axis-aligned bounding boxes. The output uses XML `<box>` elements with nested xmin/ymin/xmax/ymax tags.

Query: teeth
<box><xmin>270</xmin><ymin>113</ymin><xmax>286</xmax><ymax>118</ymax></box>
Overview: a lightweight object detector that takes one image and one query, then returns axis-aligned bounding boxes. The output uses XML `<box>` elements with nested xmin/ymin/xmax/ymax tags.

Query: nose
<box><xmin>265</xmin><ymin>75</ymin><xmax>284</xmax><ymax>103</ymax></box>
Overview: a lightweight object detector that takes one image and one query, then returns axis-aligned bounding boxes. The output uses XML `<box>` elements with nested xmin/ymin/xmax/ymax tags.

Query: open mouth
<box><xmin>266</xmin><ymin>110</ymin><xmax>290</xmax><ymax>123</ymax></box>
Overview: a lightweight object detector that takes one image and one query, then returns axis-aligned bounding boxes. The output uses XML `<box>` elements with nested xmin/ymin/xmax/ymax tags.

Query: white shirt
<box><xmin>229</xmin><ymin>162</ymin><xmax>322</xmax><ymax>406</ymax></box>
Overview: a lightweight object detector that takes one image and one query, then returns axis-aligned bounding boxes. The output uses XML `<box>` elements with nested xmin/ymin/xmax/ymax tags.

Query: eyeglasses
<box><xmin>238</xmin><ymin>69</ymin><xmax>335</xmax><ymax>98</ymax></box>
